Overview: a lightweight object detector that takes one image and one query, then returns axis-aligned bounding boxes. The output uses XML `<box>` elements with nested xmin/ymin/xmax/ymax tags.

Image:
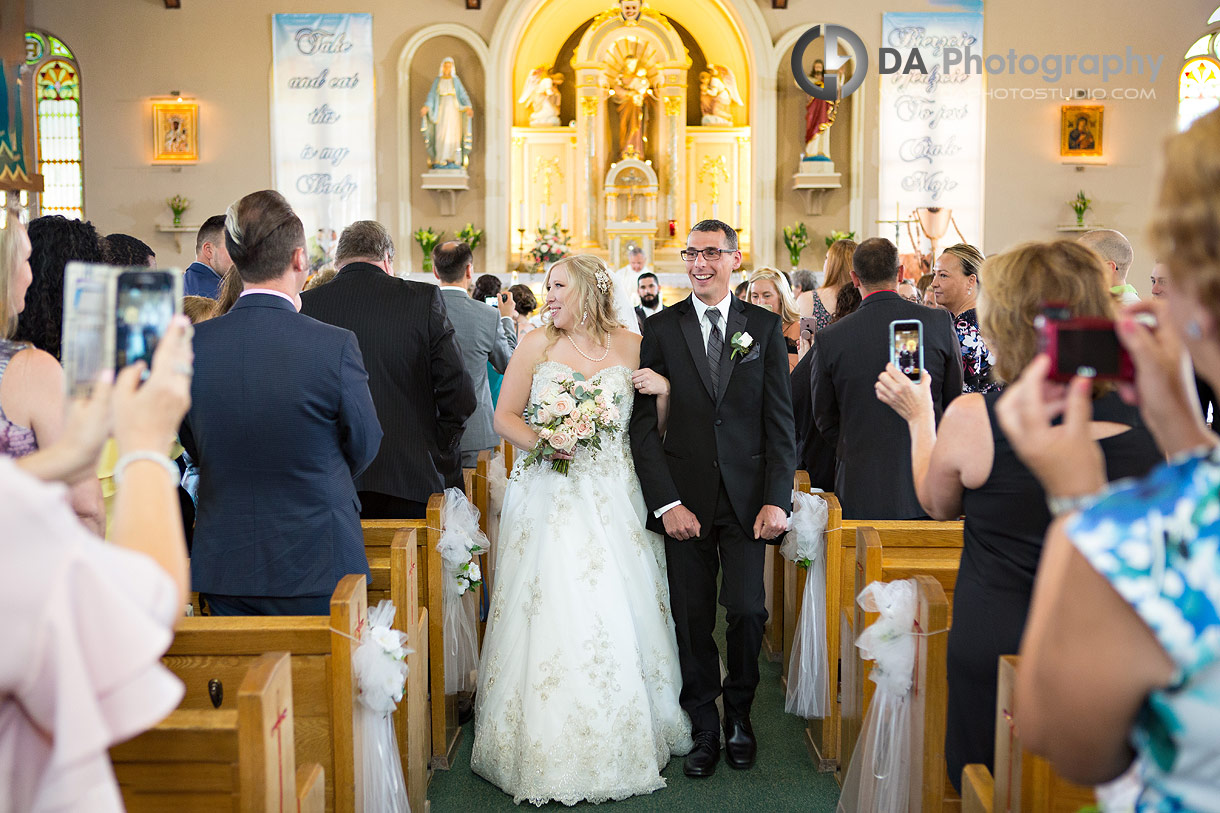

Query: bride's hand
<box><xmin>632</xmin><ymin>367</ymin><xmax>669</xmax><ymax>396</ymax></box>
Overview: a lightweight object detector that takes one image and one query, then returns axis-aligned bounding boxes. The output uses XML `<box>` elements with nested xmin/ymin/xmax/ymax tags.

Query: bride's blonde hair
<box><xmin>544</xmin><ymin>254</ymin><xmax>621</xmax><ymax>343</ymax></box>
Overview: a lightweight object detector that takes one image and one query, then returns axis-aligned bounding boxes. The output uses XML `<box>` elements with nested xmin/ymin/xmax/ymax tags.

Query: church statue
<box><xmin>803</xmin><ymin>59</ymin><xmax>838</xmax><ymax>161</ymax></box>
<box><xmin>518</xmin><ymin>67</ymin><xmax>564</xmax><ymax>127</ymax></box>
<box><xmin>420</xmin><ymin>57</ymin><xmax>474</xmax><ymax>169</ymax></box>
<box><xmin>609</xmin><ymin>53</ymin><xmax>656</xmax><ymax>159</ymax></box>
<box><xmin>618</xmin><ymin>0</ymin><xmax>642</xmax><ymax>23</ymax></box>
<box><xmin>699</xmin><ymin>64</ymin><xmax>742</xmax><ymax>126</ymax></box>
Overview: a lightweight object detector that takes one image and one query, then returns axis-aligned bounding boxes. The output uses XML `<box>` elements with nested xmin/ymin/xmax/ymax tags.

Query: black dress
<box><xmin>944</xmin><ymin>390</ymin><xmax>1161</xmax><ymax>791</ymax></box>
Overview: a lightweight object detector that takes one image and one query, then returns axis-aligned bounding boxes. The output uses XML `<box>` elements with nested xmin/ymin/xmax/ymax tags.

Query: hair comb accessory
<box><xmin>224</xmin><ymin>201</ymin><xmax>243</xmax><ymax>247</ymax></box>
<box><xmin>594</xmin><ymin>268</ymin><xmax>611</xmax><ymax>294</ymax></box>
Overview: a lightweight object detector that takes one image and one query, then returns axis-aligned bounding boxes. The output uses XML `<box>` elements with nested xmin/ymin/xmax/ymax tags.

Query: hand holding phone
<box><xmin>496</xmin><ymin>290</ymin><xmax>515</xmax><ymax>318</ymax></box>
<box><xmin>1036</xmin><ymin>304</ymin><xmax>1135</xmax><ymax>383</ymax></box>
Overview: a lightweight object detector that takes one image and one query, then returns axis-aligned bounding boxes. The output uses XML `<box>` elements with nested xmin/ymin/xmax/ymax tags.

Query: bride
<box><xmin>471</xmin><ymin>254</ymin><xmax>691</xmax><ymax>806</ymax></box>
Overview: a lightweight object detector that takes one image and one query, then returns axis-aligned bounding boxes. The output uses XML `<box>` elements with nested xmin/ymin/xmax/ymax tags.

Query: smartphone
<box><xmin>1035</xmin><ymin>304</ymin><xmax>1135</xmax><ymax>382</ymax></box>
<box><xmin>799</xmin><ymin>316</ymin><xmax>819</xmax><ymax>339</ymax></box>
<box><xmin>889</xmin><ymin>319</ymin><xmax>924</xmax><ymax>382</ymax></box>
<box><xmin>485</xmin><ymin>296</ymin><xmax>498</xmax><ymax>307</ymax></box>
<box><xmin>115</xmin><ymin>270</ymin><xmax>179</xmax><ymax>376</ymax></box>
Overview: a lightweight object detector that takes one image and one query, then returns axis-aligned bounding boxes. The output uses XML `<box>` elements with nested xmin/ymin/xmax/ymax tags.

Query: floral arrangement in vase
<box><xmin>167</xmin><ymin>195</ymin><xmax>190</xmax><ymax>227</ymax></box>
<box><xmin>413</xmin><ymin>227</ymin><xmax>444</xmax><ymax>273</ymax></box>
<box><xmin>456</xmin><ymin>223</ymin><xmax>484</xmax><ymax>251</ymax></box>
<box><xmin>529</xmin><ymin>221</ymin><xmax>570</xmax><ymax>271</ymax></box>
<box><xmin>824</xmin><ymin>229</ymin><xmax>856</xmax><ymax>249</ymax></box>
<box><xmin>1068</xmin><ymin>190</ymin><xmax>1091</xmax><ymax>227</ymax></box>
<box><xmin>782</xmin><ymin>223</ymin><xmax>810</xmax><ymax>269</ymax></box>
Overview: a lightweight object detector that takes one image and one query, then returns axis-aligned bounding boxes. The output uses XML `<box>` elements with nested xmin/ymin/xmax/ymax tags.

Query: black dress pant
<box><xmin>665</xmin><ymin>478</ymin><xmax>768</xmax><ymax>734</ymax></box>
<box><xmin>358</xmin><ymin>490</ymin><xmax>428</xmax><ymax>520</ymax></box>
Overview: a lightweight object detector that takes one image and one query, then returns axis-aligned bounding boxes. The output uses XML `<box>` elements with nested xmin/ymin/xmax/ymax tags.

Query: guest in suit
<box><xmin>182</xmin><ymin>215</ymin><xmax>233</xmax><ymax>299</ymax></box>
<box><xmin>181</xmin><ymin>190</ymin><xmax>382</xmax><ymax>616</ymax></box>
<box><xmin>301</xmin><ymin>219</ymin><xmax>476</xmax><ymax>513</ymax></box>
<box><xmin>433</xmin><ymin>240</ymin><xmax>517</xmax><ymax>467</ymax></box>
<box><xmin>634</xmin><ymin>270</ymin><xmax>663</xmax><ymax>331</ymax></box>
<box><xmin>874</xmin><ymin>240</ymin><xmax>1161</xmax><ymax>791</ymax></box>
<box><xmin>811</xmin><ymin>237</ymin><xmax>963</xmax><ymax>519</ymax></box>
<box><xmin>472</xmin><ymin>274</ymin><xmax>507</xmax><ymax>407</ymax></box>
<box><xmin>630</xmin><ymin>220</ymin><xmax>797</xmax><ymax>777</ymax></box>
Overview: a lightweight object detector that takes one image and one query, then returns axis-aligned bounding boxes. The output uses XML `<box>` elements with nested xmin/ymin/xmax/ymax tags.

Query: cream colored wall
<box><xmin>30</xmin><ymin>0</ymin><xmax>1211</xmax><ymax>293</ymax></box>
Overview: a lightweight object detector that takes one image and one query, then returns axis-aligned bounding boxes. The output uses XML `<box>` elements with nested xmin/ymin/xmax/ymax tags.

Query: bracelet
<box><xmin>1046</xmin><ymin>492</ymin><xmax>1098</xmax><ymax>518</ymax></box>
<box><xmin>113</xmin><ymin>451</ymin><xmax>180</xmax><ymax>487</ymax></box>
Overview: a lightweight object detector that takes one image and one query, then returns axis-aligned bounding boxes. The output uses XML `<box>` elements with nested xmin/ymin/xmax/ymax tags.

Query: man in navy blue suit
<box><xmin>180</xmin><ymin>191</ymin><xmax>383</xmax><ymax>616</ymax></box>
<box><xmin>182</xmin><ymin>215</ymin><xmax>233</xmax><ymax>299</ymax></box>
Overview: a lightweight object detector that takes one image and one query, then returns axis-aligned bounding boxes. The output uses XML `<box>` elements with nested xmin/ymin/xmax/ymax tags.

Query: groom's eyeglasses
<box><xmin>680</xmin><ymin>247</ymin><xmax>736</xmax><ymax>262</ymax></box>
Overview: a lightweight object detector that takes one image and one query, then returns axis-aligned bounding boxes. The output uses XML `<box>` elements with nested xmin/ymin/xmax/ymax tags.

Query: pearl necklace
<box><xmin>566</xmin><ymin>331</ymin><xmax>612</xmax><ymax>362</ymax></box>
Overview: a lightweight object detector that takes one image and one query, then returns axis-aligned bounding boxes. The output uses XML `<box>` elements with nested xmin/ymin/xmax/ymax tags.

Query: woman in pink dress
<box><xmin>0</xmin><ymin>316</ymin><xmax>194</xmax><ymax>812</ymax></box>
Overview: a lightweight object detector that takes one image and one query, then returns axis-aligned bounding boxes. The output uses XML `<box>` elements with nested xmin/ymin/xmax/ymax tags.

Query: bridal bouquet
<box><xmin>522</xmin><ymin>373</ymin><xmax>621</xmax><ymax>475</ymax></box>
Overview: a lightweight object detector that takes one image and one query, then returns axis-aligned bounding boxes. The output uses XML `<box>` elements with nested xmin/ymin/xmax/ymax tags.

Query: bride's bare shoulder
<box><xmin>613</xmin><ymin>327</ymin><xmax>642</xmax><ymax>348</ymax></box>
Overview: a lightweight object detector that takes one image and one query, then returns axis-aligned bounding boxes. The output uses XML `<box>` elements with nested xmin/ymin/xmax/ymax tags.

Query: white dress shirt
<box><xmin>239</xmin><ymin>288</ymin><xmax>300</xmax><ymax>311</ymax></box>
<box><xmin>654</xmin><ymin>292</ymin><xmax>734</xmax><ymax>520</ymax></box>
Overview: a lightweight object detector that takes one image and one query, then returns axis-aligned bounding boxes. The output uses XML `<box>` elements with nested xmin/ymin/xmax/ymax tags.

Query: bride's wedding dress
<box><xmin>471</xmin><ymin>361</ymin><xmax>691</xmax><ymax>806</ymax></box>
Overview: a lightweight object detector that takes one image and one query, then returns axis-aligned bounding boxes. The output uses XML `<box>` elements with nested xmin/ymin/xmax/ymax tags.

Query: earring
<box><xmin>582</xmin><ymin>310</ymin><xmax>588</xmax><ymax>324</ymax></box>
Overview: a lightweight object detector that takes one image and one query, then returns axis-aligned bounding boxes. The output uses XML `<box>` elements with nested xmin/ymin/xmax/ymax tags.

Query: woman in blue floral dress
<box><xmin>995</xmin><ymin>109</ymin><xmax>1220</xmax><ymax>810</ymax></box>
<box><xmin>932</xmin><ymin>243</ymin><xmax>1000</xmax><ymax>394</ymax></box>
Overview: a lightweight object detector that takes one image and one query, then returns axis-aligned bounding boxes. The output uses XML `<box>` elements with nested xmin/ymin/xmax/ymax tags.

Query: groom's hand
<box><xmin>662</xmin><ymin>505</ymin><xmax>701</xmax><ymax>541</ymax></box>
<box><xmin>753</xmin><ymin>505</ymin><xmax>788</xmax><ymax>541</ymax></box>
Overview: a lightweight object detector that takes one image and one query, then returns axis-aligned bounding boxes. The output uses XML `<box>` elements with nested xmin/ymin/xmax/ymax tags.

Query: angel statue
<box><xmin>420</xmin><ymin>57</ymin><xmax>474</xmax><ymax>169</ymax></box>
<box><xmin>699</xmin><ymin>64</ymin><xmax>742</xmax><ymax>126</ymax></box>
<box><xmin>609</xmin><ymin>54</ymin><xmax>657</xmax><ymax>159</ymax></box>
<box><xmin>518</xmin><ymin>67</ymin><xmax>564</xmax><ymax>127</ymax></box>
<box><xmin>803</xmin><ymin>59</ymin><xmax>838</xmax><ymax>161</ymax></box>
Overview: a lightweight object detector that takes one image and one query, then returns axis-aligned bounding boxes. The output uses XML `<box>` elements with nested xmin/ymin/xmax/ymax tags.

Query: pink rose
<box><xmin>551</xmin><ymin>393</ymin><xmax>576</xmax><ymax>416</ymax></box>
<box><xmin>573</xmin><ymin>418</ymin><xmax>595</xmax><ymax>439</ymax></box>
<box><xmin>549</xmin><ymin>430</ymin><xmax>576</xmax><ymax>452</ymax></box>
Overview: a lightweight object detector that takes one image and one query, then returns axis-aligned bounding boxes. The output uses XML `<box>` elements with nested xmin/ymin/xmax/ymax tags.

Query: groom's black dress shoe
<box><xmin>724</xmin><ymin>717</ymin><xmax>757</xmax><ymax>769</ymax></box>
<box><xmin>684</xmin><ymin>730</ymin><xmax>720</xmax><ymax>778</ymax></box>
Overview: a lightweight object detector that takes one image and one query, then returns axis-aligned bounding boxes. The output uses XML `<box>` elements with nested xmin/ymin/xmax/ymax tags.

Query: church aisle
<box><xmin>427</xmin><ymin>610</ymin><xmax>842</xmax><ymax>812</ymax></box>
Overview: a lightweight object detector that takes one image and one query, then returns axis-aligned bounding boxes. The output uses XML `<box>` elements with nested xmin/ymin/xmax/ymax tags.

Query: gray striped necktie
<box><xmin>706</xmin><ymin>307</ymin><xmax>723</xmax><ymax>396</ymax></box>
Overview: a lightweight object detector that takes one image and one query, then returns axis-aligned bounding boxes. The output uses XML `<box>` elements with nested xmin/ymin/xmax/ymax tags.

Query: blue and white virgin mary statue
<box><xmin>420</xmin><ymin>57</ymin><xmax>473</xmax><ymax>170</ymax></box>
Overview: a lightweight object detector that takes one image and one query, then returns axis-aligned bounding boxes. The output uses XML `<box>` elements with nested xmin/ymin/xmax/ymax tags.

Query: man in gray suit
<box><xmin>433</xmin><ymin>241</ymin><xmax>517</xmax><ymax>467</ymax></box>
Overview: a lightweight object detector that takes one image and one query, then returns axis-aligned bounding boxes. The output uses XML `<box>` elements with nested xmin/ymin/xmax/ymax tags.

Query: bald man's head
<box><xmin>1078</xmin><ymin>229</ymin><xmax>1134</xmax><ymax>285</ymax></box>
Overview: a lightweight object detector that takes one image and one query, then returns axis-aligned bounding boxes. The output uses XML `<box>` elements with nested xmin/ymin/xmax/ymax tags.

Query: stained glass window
<box><xmin>24</xmin><ymin>31</ymin><xmax>83</xmax><ymax>220</ymax></box>
<box><xmin>1180</xmin><ymin>17</ymin><xmax>1220</xmax><ymax>132</ymax></box>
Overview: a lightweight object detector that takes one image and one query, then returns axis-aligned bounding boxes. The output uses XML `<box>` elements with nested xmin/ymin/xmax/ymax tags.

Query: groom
<box><xmin>630</xmin><ymin>220</ymin><xmax>796</xmax><ymax>777</ymax></box>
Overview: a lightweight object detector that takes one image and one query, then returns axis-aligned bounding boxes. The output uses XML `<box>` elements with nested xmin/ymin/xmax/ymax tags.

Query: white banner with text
<box><xmin>878</xmin><ymin>11</ymin><xmax>985</xmax><ymax>254</ymax></box>
<box><xmin>272</xmin><ymin>13</ymin><xmax>375</xmax><ymax>269</ymax></box>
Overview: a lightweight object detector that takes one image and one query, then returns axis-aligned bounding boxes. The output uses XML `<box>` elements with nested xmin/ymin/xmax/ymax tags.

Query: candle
<box><xmin>540</xmin><ymin>203</ymin><xmax>548</xmax><ymax>227</ymax></box>
<box><xmin>689</xmin><ymin>202</ymin><xmax>698</xmax><ymax>227</ymax></box>
<box><xmin>517</xmin><ymin>201</ymin><xmax>525</xmax><ymax>224</ymax></box>
<box><xmin>712</xmin><ymin>202</ymin><xmax>720</xmax><ymax>220</ymax></box>
<box><xmin>560</xmin><ymin>203</ymin><xmax>569</xmax><ymax>231</ymax></box>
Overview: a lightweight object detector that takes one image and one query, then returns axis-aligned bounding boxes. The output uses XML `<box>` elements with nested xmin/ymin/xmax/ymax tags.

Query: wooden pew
<box><xmin>113</xmin><ymin>651</ymin><xmax>325</xmax><ymax>813</ymax></box>
<box><xmin>835</xmin><ymin>575</ymin><xmax>954</xmax><ymax>812</ymax></box>
<box><xmin>163</xmin><ymin>576</ymin><xmax>365</xmax><ymax>813</ymax></box>
<box><xmin>804</xmin><ymin>492</ymin><xmax>964</xmax><ymax>772</ymax></box>
<box><xmin>362</xmin><ymin>493</ymin><xmax>462</xmax><ymax>769</ymax></box>
<box><xmin>961</xmin><ymin>656</ymin><xmax>1095</xmax><ymax>813</ymax></box>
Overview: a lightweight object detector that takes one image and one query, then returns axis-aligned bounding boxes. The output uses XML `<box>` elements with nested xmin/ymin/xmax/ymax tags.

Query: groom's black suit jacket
<box><xmin>630</xmin><ymin>294</ymin><xmax>797</xmax><ymax>540</ymax></box>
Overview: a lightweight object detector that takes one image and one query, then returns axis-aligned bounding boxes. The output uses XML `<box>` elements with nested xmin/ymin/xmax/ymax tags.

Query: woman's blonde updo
<box><xmin>1150</xmin><ymin>108</ymin><xmax>1220</xmax><ymax>325</ymax></box>
<box><xmin>544</xmin><ymin>254</ymin><xmax>621</xmax><ymax>342</ymax></box>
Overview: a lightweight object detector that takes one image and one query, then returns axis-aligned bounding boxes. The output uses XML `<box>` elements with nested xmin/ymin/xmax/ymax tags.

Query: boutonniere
<box><xmin>730</xmin><ymin>331</ymin><xmax>753</xmax><ymax>360</ymax></box>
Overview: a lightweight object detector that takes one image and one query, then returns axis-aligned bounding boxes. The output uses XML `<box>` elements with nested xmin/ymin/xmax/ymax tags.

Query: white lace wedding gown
<box><xmin>471</xmin><ymin>361</ymin><xmax>692</xmax><ymax>806</ymax></box>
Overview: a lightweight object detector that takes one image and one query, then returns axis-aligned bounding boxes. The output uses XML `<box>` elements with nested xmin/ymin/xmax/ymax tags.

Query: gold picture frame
<box><xmin>1060</xmin><ymin>104</ymin><xmax>1102</xmax><ymax>158</ymax></box>
<box><xmin>151</xmin><ymin>101</ymin><xmax>198</xmax><ymax>164</ymax></box>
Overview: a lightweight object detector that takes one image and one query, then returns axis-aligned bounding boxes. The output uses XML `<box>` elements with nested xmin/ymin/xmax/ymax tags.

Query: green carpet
<box><xmin>428</xmin><ymin>604</ymin><xmax>842</xmax><ymax>812</ymax></box>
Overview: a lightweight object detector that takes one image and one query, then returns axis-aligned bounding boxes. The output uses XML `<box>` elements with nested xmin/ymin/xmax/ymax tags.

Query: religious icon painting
<box><xmin>151</xmin><ymin>101</ymin><xmax>199</xmax><ymax>164</ymax></box>
<box><xmin>1060</xmin><ymin>105</ymin><xmax>1103</xmax><ymax>158</ymax></box>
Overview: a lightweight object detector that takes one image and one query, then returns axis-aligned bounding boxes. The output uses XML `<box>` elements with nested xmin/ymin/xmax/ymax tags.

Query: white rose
<box><xmin>551</xmin><ymin>393</ymin><xmax>576</xmax><ymax>416</ymax></box>
<box><xmin>535</xmin><ymin>406</ymin><xmax>553</xmax><ymax>424</ymax></box>
<box><xmin>738</xmin><ymin>332</ymin><xmax>753</xmax><ymax>349</ymax></box>
<box><xmin>579</xmin><ymin>400</ymin><xmax>596</xmax><ymax>415</ymax></box>
<box><xmin>538</xmin><ymin>427</ymin><xmax>553</xmax><ymax>440</ymax></box>
<box><xmin>467</xmin><ymin>561</ymin><xmax>482</xmax><ymax>583</ymax></box>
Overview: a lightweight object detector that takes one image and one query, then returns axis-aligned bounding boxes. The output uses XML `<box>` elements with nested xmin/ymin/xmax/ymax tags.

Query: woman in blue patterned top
<box><xmin>995</xmin><ymin>109</ymin><xmax>1220</xmax><ymax>810</ymax></box>
<box><xmin>933</xmin><ymin>243</ymin><xmax>1000</xmax><ymax>394</ymax></box>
